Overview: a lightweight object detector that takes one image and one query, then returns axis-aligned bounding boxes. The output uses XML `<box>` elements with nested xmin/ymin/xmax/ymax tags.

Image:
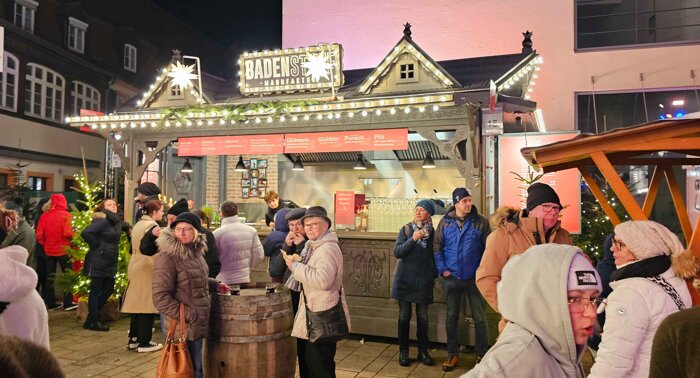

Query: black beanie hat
<box><xmin>137</xmin><ymin>182</ymin><xmax>161</xmax><ymax>197</ymax></box>
<box><xmin>167</xmin><ymin>198</ymin><xmax>189</xmax><ymax>216</ymax></box>
<box><xmin>526</xmin><ymin>183</ymin><xmax>561</xmax><ymax>211</ymax></box>
<box><xmin>170</xmin><ymin>212</ymin><xmax>203</xmax><ymax>232</ymax></box>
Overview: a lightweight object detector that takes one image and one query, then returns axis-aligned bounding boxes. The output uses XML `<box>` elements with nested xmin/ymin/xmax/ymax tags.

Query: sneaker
<box><xmin>137</xmin><ymin>342</ymin><xmax>163</xmax><ymax>353</ymax></box>
<box><xmin>47</xmin><ymin>304</ymin><xmax>63</xmax><ymax>311</ymax></box>
<box><xmin>64</xmin><ymin>304</ymin><xmax>78</xmax><ymax>311</ymax></box>
<box><xmin>442</xmin><ymin>354</ymin><xmax>459</xmax><ymax>372</ymax></box>
<box><xmin>127</xmin><ymin>337</ymin><xmax>139</xmax><ymax>350</ymax></box>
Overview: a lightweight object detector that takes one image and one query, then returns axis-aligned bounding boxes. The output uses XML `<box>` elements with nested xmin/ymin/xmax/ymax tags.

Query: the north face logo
<box><xmin>576</xmin><ymin>271</ymin><xmax>598</xmax><ymax>286</ymax></box>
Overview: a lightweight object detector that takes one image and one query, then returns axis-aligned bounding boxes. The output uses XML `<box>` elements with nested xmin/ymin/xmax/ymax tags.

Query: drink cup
<box><xmin>231</xmin><ymin>285</ymin><xmax>241</xmax><ymax>296</ymax></box>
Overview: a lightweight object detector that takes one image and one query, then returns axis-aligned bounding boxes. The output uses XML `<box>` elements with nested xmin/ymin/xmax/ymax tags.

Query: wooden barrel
<box><xmin>206</xmin><ymin>283</ymin><xmax>296</xmax><ymax>378</ymax></box>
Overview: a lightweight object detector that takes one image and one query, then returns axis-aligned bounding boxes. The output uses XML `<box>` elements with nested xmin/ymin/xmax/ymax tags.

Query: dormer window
<box><xmin>398</xmin><ymin>61</ymin><xmax>417</xmax><ymax>83</ymax></box>
<box><xmin>67</xmin><ymin>17</ymin><xmax>88</xmax><ymax>54</ymax></box>
<box><xmin>168</xmin><ymin>86</ymin><xmax>184</xmax><ymax>100</ymax></box>
<box><xmin>14</xmin><ymin>0</ymin><xmax>38</xmax><ymax>33</ymax></box>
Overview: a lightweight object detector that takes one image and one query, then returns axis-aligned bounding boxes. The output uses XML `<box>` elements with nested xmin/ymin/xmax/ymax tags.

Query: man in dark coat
<box><xmin>133</xmin><ymin>182</ymin><xmax>160</xmax><ymax>223</ymax></box>
<box><xmin>262</xmin><ymin>208</ymin><xmax>292</xmax><ymax>283</ymax></box>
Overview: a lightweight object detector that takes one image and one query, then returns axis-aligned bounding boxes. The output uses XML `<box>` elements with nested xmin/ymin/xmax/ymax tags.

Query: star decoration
<box><xmin>166</xmin><ymin>61</ymin><xmax>198</xmax><ymax>90</ymax></box>
<box><xmin>302</xmin><ymin>52</ymin><xmax>333</xmax><ymax>82</ymax></box>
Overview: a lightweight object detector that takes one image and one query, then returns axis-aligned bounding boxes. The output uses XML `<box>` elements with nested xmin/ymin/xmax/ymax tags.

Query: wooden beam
<box><xmin>642</xmin><ymin>166</ymin><xmax>662</xmax><ymax>217</ymax></box>
<box><xmin>662</xmin><ymin>166</ymin><xmax>693</xmax><ymax>244</ymax></box>
<box><xmin>604</xmin><ymin>137</ymin><xmax>700</xmax><ymax>152</ymax></box>
<box><xmin>690</xmin><ymin>216</ymin><xmax>700</xmax><ymax>259</ymax></box>
<box><xmin>578</xmin><ymin>165</ymin><xmax>621</xmax><ymax>225</ymax></box>
<box><xmin>591</xmin><ymin>151</ymin><xmax>647</xmax><ymax>220</ymax></box>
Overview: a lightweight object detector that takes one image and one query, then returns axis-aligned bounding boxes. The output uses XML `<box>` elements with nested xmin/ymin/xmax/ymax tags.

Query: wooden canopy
<box><xmin>522</xmin><ymin>116</ymin><xmax>700</xmax><ymax>298</ymax></box>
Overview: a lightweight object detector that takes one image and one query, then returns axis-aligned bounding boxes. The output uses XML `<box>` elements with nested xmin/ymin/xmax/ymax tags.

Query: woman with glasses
<box><xmin>121</xmin><ymin>200</ymin><xmax>164</xmax><ymax>353</ymax></box>
<box><xmin>152</xmin><ymin>212</ymin><xmax>230</xmax><ymax>378</ymax></box>
<box><xmin>282</xmin><ymin>206</ymin><xmax>350</xmax><ymax>378</ymax></box>
<box><xmin>466</xmin><ymin>244</ymin><xmax>602</xmax><ymax>377</ymax></box>
<box><xmin>589</xmin><ymin>220</ymin><xmax>696</xmax><ymax>378</ymax></box>
<box><xmin>391</xmin><ymin>199</ymin><xmax>437</xmax><ymax>367</ymax></box>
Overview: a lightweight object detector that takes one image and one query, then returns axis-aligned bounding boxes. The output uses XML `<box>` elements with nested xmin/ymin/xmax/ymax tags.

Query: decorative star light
<box><xmin>166</xmin><ymin>61</ymin><xmax>198</xmax><ymax>90</ymax></box>
<box><xmin>302</xmin><ymin>52</ymin><xmax>333</xmax><ymax>82</ymax></box>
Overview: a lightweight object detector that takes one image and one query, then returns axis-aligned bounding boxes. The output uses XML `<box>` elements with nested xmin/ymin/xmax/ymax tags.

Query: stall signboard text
<box><xmin>498</xmin><ymin>132</ymin><xmax>581</xmax><ymax>233</ymax></box>
<box><xmin>334</xmin><ymin>191</ymin><xmax>356</xmax><ymax>225</ymax></box>
<box><xmin>285</xmin><ymin>128</ymin><xmax>408</xmax><ymax>153</ymax></box>
<box><xmin>238</xmin><ymin>44</ymin><xmax>344</xmax><ymax>95</ymax></box>
<box><xmin>178</xmin><ymin>135</ymin><xmax>285</xmax><ymax>156</ymax></box>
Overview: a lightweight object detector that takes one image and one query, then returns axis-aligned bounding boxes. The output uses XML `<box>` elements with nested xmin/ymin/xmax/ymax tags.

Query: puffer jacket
<box><xmin>391</xmin><ymin>223</ymin><xmax>436</xmax><ymax>304</ymax></box>
<box><xmin>476</xmin><ymin>207</ymin><xmax>572</xmax><ymax>312</ymax></box>
<box><xmin>0</xmin><ymin>246</ymin><xmax>49</xmax><ymax>348</ymax></box>
<box><xmin>152</xmin><ymin>227</ymin><xmax>218</xmax><ymax>341</ymax></box>
<box><xmin>81</xmin><ymin>210</ymin><xmax>127</xmax><ymax>277</ymax></box>
<box><xmin>433</xmin><ymin>206</ymin><xmax>490</xmax><ymax>281</ymax></box>
<box><xmin>465</xmin><ymin>245</ymin><xmax>588</xmax><ymax>378</ymax></box>
<box><xmin>290</xmin><ymin>231</ymin><xmax>351</xmax><ymax>340</ymax></box>
<box><xmin>213</xmin><ymin>215</ymin><xmax>264</xmax><ymax>285</ymax></box>
<box><xmin>36</xmin><ymin>194</ymin><xmax>74</xmax><ymax>257</ymax></box>
<box><xmin>588</xmin><ymin>267</ymin><xmax>691</xmax><ymax>378</ymax></box>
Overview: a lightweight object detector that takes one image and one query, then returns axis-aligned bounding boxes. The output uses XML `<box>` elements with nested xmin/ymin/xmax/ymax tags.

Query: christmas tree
<box><xmin>54</xmin><ymin>173</ymin><xmax>130</xmax><ymax>299</ymax></box>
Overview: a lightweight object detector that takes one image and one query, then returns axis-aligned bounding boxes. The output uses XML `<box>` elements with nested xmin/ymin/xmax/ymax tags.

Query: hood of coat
<box><xmin>489</xmin><ymin>206</ymin><xmax>520</xmax><ymax>229</ymax></box>
<box><xmin>0</xmin><ymin>246</ymin><xmax>37</xmax><ymax>302</ymax></box>
<box><xmin>49</xmin><ymin>194</ymin><xmax>68</xmax><ymax>211</ymax></box>
<box><xmin>498</xmin><ymin>244</ymin><xmax>583</xmax><ymax>370</ymax></box>
<box><xmin>156</xmin><ymin>227</ymin><xmax>207</xmax><ymax>260</ymax></box>
<box><xmin>274</xmin><ymin>208</ymin><xmax>291</xmax><ymax>233</ymax></box>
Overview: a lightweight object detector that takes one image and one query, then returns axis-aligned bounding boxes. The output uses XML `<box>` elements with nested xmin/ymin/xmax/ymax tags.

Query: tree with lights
<box><xmin>54</xmin><ymin>173</ymin><xmax>131</xmax><ymax>316</ymax></box>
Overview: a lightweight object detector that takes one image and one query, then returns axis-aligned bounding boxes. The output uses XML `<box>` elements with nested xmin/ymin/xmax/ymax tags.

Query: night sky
<box><xmin>152</xmin><ymin>0</ymin><xmax>282</xmax><ymax>52</ymax></box>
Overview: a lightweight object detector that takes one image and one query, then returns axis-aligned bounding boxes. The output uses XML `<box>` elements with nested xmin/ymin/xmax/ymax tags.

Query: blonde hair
<box><xmin>0</xmin><ymin>204</ymin><xmax>20</xmax><ymax>232</ymax></box>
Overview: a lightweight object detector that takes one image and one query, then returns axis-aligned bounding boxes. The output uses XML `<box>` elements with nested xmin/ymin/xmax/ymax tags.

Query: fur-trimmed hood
<box><xmin>489</xmin><ymin>206</ymin><xmax>520</xmax><ymax>229</ymax></box>
<box><xmin>156</xmin><ymin>227</ymin><xmax>207</xmax><ymax>260</ymax></box>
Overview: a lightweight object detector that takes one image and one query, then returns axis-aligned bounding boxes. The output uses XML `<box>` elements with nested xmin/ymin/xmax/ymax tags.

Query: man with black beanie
<box><xmin>476</xmin><ymin>182</ymin><xmax>572</xmax><ymax>332</ymax></box>
<box><xmin>133</xmin><ymin>182</ymin><xmax>161</xmax><ymax>223</ymax></box>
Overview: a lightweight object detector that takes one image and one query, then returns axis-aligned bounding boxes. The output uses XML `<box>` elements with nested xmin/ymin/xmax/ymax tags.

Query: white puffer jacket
<box><xmin>213</xmin><ymin>215</ymin><xmax>264</xmax><ymax>285</ymax></box>
<box><xmin>589</xmin><ymin>267</ymin><xmax>691</xmax><ymax>377</ymax></box>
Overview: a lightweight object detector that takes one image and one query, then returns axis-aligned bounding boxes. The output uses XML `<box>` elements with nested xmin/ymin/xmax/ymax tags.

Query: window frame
<box><xmin>13</xmin><ymin>0</ymin><xmax>38</xmax><ymax>33</ymax></box>
<box><xmin>124</xmin><ymin>43</ymin><xmax>137</xmax><ymax>73</ymax></box>
<box><xmin>24</xmin><ymin>63</ymin><xmax>65</xmax><ymax>122</ymax></box>
<box><xmin>71</xmin><ymin>80</ymin><xmax>101</xmax><ymax>115</ymax></box>
<box><xmin>397</xmin><ymin>60</ymin><xmax>418</xmax><ymax>83</ymax></box>
<box><xmin>0</xmin><ymin>52</ymin><xmax>19</xmax><ymax>111</ymax></box>
<box><xmin>67</xmin><ymin>17</ymin><xmax>88</xmax><ymax>54</ymax></box>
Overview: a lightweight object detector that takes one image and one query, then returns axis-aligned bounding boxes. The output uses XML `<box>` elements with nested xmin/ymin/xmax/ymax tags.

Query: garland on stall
<box><xmin>155</xmin><ymin>99</ymin><xmax>320</xmax><ymax>129</ymax></box>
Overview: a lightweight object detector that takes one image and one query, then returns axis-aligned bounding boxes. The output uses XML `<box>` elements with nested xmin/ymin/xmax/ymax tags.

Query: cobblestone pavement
<box><xmin>49</xmin><ymin>310</ymin><xmax>479</xmax><ymax>377</ymax></box>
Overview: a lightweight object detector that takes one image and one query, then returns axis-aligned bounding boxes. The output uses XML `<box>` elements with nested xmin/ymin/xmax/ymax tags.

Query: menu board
<box><xmin>499</xmin><ymin>132</ymin><xmax>581</xmax><ymax>233</ymax></box>
<box><xmin>178</xmin><ymin>135</ymin><xmax>285</xmax><ymax>156</ymax></box>
<box><xmin>285</xmin><ymin>129</ymin><xmax>408</xmax><ymax>153</ymax></box>
<box><xmin>334</xmin><ymin>191</ymin><xmax>356</xmax><ymax>225</ymax></box>
<box><xmin>241</xmin><ymin>158</ymin><xmax>269</xmax><ymax>199</ymax></box>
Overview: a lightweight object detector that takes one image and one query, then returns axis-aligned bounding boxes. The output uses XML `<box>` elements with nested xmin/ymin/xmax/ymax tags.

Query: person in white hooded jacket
<box><xmin>464</xmin><ymin>244</ymin><xmax>602</xmax><ymax>378</ymax></box>
<box><xmin>588</xmin><ymin>220</ymin><xmax>696</xmax><ymax>378</ymax></box>
<box><xmin>213</xmin><ymin>201</ymin><xmax>264</xmax><ymax>285</ymax></box>
<box><xmin>0</xmin><ymin>245</ymin><xmax>50</xmax><ymax>348</ymax></box>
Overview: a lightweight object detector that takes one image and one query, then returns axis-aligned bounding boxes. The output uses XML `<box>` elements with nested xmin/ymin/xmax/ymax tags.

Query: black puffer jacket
<box><xmin>81</xmin><ymin>210</ymin><xmax>129</xmax><ymax>277</ymax></box>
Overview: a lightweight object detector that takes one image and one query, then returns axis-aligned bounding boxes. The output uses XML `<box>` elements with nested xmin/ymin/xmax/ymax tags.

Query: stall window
<box><xmin>71</xmin><ymin>81</ymin><xmax>100</xmax><ymax>115</ymax></box>
<box><xmin>124</xmin><ymin>44</ymin><xmax>137</xmax><ymax>73</ymax></box>
<box><xmin>67</xmin><ymin>17</ymin><xmax>88</xmax><ymax>54</ymax></box>
<box><xmin>14</xmin><ymin>0</ymin><xmax>37</xmax><ymax>33</ymax></box>
<box><xmin>0</xmin><ymin>52</ymin><xmax>19</xmax><ymax>111</ymax></box>
<box><xmin>24</xmin><ymin>63</ymin><xmax>65</xmax><ymax>122</ymax></box>
<box><xmin>576</xmin><ymin>0</ymin><xmax>700</xmax><ymax>49</ymax></box>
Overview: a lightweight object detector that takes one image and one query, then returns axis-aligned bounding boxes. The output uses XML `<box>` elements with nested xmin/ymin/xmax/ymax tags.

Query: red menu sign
<box><xmin>334</xmin><ymin>191</ymin><xmax>356</xmax><ymax>225</ymax></box>
<box><xmin>178</xmin><ymin>135</ymin><xmax>285</xmax><ymax>156</ymax></box>
<box><xmin>285</xmin><ymin>128</ymin><xmax>408</xmax><ymax>153</ymax></box>
<box><xmin>499</xmin><ymin>132</ymin><xmax>581</xmax><ymax>234</ymax></box>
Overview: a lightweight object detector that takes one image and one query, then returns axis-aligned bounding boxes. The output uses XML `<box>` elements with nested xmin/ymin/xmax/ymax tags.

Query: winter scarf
<box><xmin>410</xmin><ymin>217</ymin><xmax>433</xmax><ymax>248</ymax></box>
<box><xmin>610</xmin><ymin>255</ymin><xmax>671</xmax><ymax>282</ymax></box>
<box><xmin>285</xmin><ymin>230</ymin><xmax>330</xmax><ymax>292</ymax></box>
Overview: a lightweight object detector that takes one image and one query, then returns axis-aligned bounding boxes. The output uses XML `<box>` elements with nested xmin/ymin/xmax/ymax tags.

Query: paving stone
<box><xmin>336</xmin><ymin>354</ymin><xmax>374</xmax><ymax>372</ymax></box>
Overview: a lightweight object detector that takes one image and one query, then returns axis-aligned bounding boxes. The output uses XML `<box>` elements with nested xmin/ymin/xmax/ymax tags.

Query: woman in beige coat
<box><xmin>283</xmin><ymin>206</ymin><xmax>350</xmax><ymax>378</ymax></box>
<box><xmin>121</xmin><ymin>200</ymin><xmax>164</xmax><ymax>352</ymax></box>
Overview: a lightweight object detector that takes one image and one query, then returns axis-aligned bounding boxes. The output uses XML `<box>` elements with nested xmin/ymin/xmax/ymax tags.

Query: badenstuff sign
<box><xmin>238</xmin><ymin>44</ymin><xmax>344</xmax><ymax>95</ymax></box>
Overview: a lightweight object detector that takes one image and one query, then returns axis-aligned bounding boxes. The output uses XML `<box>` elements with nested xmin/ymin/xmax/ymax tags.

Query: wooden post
<box><xmin>661</xmin><ymin>165</ymin><xmax>693</xmax><ymax>244</ymax></box>
<box><xmin>578</xmin><ymin>165</ymin><xmax>621</xmax><ymax>225</ymax></box>
<box><xmin>641</xmin><ymin>166</ymin><xmax>662</xmax><ymax>217</ymax></box>
<box><xmin>590</xmin><ymin>152</ymin><xmax>646</xmax><ymax>220</ymax></box>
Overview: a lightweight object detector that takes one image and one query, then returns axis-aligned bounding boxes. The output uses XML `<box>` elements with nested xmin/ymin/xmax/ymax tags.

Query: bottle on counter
<box><xmin>360</xmin><ymin>205</ymin><xmax>369</xmax><ymax>232</ymax></box>
<box><xmin>355</xmin><ymin>205</ymin><xmax>362</xmax><ymax>231</ymax></box>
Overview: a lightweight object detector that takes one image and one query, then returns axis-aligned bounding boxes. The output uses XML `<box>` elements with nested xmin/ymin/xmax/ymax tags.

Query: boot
<box><xmin>398</xmin><ymin>351</ymin><xmax>410</xmax><ymax>366</ymax></box>
<box><xmin>417</xmin><ymin>350</ymin><xmax>434</xmax><ymax>366</ymax></box>
<box><xmin>86</xmin><ymin>321</ymin><xmax>110</xmax><ymax>332</ymax></box>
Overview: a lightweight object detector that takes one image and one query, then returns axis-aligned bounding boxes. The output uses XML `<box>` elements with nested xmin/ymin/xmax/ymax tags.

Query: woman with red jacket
<box><xmin>36</xmin><ymin>194</ymin><xmax>75</xmax><ymax>310</ymax></box>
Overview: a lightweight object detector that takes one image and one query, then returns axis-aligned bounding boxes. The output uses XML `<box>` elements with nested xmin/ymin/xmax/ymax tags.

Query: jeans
<box><xmin>443</xmin><ymin>276</ymin><xmax>488</xmax><ymax>356</ymax></box>
<box><xmin>87</xmin><ymin>276</ymin><xmax>115</xmax><ymax>323</ymax></box>
<box><xmin>187</xmin><ymin>338</ymin><xmax>204</xmax><ymax>378</ymax></box>
<box><xmin>44</xmin><ymin>255</ymin><xmax>73</xmax><ymax>308</ymax></box>
<box><xmin>397</xmin><ymin>301</ymin><xmax>429</xmax><ymax>353</ymax></box>
<box><xmin>305</xmin><ymin>340</ymin><xmax>337</xmax><ymax>378</ymax></box>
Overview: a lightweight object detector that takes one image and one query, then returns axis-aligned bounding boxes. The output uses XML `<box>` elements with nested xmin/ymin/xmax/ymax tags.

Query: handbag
<box><xmin>156</xmin><ymin>303</ymin><xmax>194</xmax><ymax>378</ymax></box>
<box><xmin>302</xmin><ymin>285</ymin><xmax>349</xmax><ymax>344</ymax></box>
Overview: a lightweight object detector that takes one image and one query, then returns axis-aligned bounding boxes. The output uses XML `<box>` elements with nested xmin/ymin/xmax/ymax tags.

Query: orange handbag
<box><xmin>156</xmin><ymin>303</ymin><xmax>194</xmax><ymax>378</ymax></box>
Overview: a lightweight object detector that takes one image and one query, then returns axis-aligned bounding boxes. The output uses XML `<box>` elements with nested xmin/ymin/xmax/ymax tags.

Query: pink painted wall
<box><xmin>283</xmin><ymin>0</ymin><xmax>700</xmax><ymax>131</ymax></box>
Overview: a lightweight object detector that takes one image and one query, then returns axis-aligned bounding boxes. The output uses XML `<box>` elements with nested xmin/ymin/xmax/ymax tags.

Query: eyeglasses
<box><xmin>540</xmin><ymin>204</ymin><xmax>562</xmax><ymax>212</ymax></box>
<box><xmin>568</xmin><ymin>297</ymin><xmax>605</xmax><ymax>314</ymax></box>
<box><xmin>613</xmin><ymin>239</ymin><xmax>626</xmax><ymax>249</ymax></box>
<box><xmin>303</xmin><ymin>222</ymin><xmax>325</xmax><ymax>230</ymax></box>
<box><xmin>174</xmin><ymin>227</ymin><xmax>195</xmax><ymax>233</ymax></box>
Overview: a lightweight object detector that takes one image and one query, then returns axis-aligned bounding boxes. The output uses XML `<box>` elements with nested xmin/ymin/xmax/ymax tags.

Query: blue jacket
<box><xmin>262</xmin><ymin>208</ymin><xmax>291</xmax><ymax>278</ymax></box>
<box><xmin>434</xmin><ymin>207</ymin><xmax>490</xmax><ymax>281</ymax></box>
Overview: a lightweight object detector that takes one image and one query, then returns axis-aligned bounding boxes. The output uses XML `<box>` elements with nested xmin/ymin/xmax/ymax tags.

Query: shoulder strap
<box><xmin>404</xmin><ymin>224</ymin><xmax>412</xmax><ymax>239</ymax></box>
<box><xmin>645</xmin><ymin>276</ymin><xmax>686</xmax><ymax>311</ymax></box>
<box><xmin>179</xmin><ymin>302</ymin><xmax>187</xmax><ymax>339</ymax></box>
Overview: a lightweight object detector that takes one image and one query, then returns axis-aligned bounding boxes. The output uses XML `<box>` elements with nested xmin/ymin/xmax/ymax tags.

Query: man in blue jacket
<box><xmin>434</xmin><ymin>187</ymin><xmax>491</xmax><ymax>371</ymax></box>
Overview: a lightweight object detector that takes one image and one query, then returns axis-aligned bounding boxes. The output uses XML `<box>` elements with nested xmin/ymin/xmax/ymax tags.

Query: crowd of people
<box><xmin>0</xmin><ymin>181</ymin><xmax>698</xmax><ymax>378</ymax></box>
